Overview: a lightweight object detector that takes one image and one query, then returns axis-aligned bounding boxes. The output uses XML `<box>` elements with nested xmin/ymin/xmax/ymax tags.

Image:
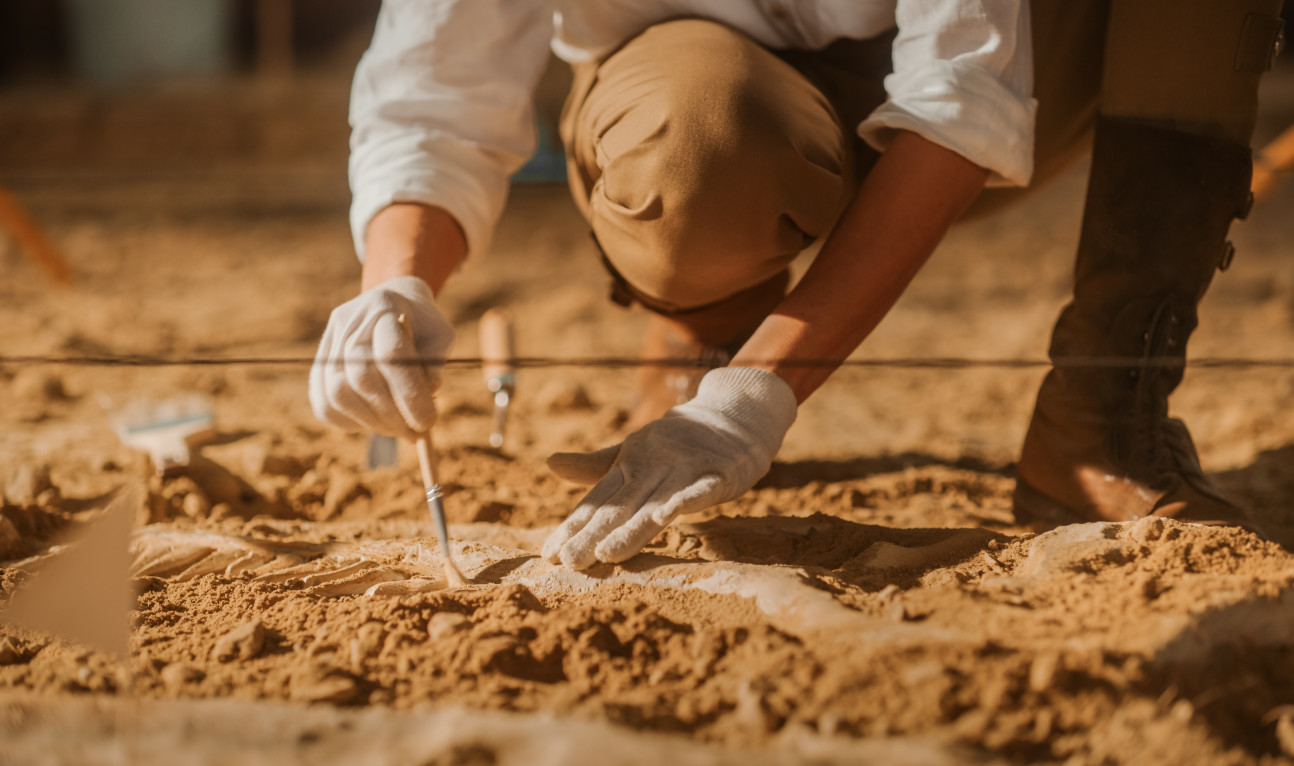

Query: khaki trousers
<box><xmin>560</xmin><ymin>1</ymin><xmax>1285</xmax><ymax>315</ymax></box>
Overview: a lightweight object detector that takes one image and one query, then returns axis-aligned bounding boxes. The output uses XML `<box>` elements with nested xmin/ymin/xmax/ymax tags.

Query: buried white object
<box><xmin>107</xmin><ymin>394</ymin><xmax>215</xmax><ymax>474</ymax></box>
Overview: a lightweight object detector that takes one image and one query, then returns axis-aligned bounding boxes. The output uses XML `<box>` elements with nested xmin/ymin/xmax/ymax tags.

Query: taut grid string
<box><xmin>2</xmin><ymin>355</ymin><xmax>1294</xmax><ymax>370</ymax></box>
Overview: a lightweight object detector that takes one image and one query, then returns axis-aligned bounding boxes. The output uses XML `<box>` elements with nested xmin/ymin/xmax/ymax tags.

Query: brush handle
<box><xmin>479</xmin><ymin>308</ymin><xmax>516</xmax><ymax>384</ymax></box>
<box><xmin>397</xmin><ymin>313</ymin><xmax>468</xmax><ymax>586</ymax></box>
<box><xmin>413</xmin><ymin>432</ymin><xmax>439</xmax><ymax>492</ymax></box>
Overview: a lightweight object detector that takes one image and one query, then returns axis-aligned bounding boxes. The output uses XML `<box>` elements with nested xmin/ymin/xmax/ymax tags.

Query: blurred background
<box><xmin>0</xmin><ymin>0</ymin><xmax>568</xmax><ymax>226</ymax></box>
<box><xmin>2</xmin><ymin>1</ymin><xmax>1294</xmax><ymax>495</ymax></box>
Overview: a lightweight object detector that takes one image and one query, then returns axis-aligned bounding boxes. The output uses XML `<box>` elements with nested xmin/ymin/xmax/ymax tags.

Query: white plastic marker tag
<box><xmin>1</xmin><ymin>484</ymin><xmax>141</xmax><ymax>657</ymax></box>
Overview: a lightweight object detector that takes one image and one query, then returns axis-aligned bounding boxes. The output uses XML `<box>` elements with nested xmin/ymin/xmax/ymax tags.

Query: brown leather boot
<box><xmin>1014</xmin><ymin>118</ymin><xmax>1265</xmax><ymax>535</ymax></box>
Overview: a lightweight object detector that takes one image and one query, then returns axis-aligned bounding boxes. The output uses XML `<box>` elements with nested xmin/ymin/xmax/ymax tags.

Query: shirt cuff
<box><xmin>349</xmin><ymin>134</ymin><xmax>514</xmax><ymax>261</ymax></box>
<box><xmin>859</xmin><ymin>60</ymin><xmax>1038</xmax><ymax>188</ymax></box>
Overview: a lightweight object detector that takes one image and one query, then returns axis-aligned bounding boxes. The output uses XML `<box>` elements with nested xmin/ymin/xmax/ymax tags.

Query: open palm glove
<box><xmin>543</xmin><ymin>367</ymin><xmax>798</xmax><ymax>569</ymax></box>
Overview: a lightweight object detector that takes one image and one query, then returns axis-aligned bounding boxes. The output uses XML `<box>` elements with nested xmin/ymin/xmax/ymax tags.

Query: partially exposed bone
<box><xmin>307</xmin><ymin>568</ymin><xmax>405</xmax><ymax>598</ymax></box>
<box><xmin>365</xmin><ymin>578</ymin><xmax>445</xmax><ymax>598</ymax></box>
<box><xmin>224</xmin><ymin>551</ymin><xmax>275</xmax><ymax>576</ymax></box>
<box><xmin>248</xmin><ymin>555</ymin><xmax>310</xmax><ymax>581</ymax></box>
<box><xmin>300</xmin><ymin>560</ymin><xmax>377</xmax><ymax>588</ymax></box>
<box><xmin>133</xmin><ymin>547</ymin><xmax>215</xmax><ymax>578</ymax></box>
<box><xmin>174</xmin><ymin>550</ymin><xmax>251</xmax><ymax>582</ymax></box>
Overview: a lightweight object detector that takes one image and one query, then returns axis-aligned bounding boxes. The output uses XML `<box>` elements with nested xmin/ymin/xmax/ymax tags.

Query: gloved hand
<box><xmin>309</xmin><ymin>276</ymin><xmax>455</xmax><ymax>440</ymax></box>
<box><xmin>542</xmin><ymin>367</ymin><xmax>797</xmax><ymax>569</ymax></box>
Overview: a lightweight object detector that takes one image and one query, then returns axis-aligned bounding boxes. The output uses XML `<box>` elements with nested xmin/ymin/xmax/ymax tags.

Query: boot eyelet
<box><xmin>1219</xmin><ymin>242</ymin><xmax>1236</xmax><ymax>271</ymax></box>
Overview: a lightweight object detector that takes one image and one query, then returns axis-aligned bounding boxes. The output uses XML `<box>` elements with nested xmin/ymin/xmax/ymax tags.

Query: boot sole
<box><xmin>1011</xmin><ymin>478</ymin><xmax>1089</xmax><ymax>527</ymax></box>
<box><xmin>1013</xmin><ymin>476</ymin><xmax>1271</xmax><ymax>540</ymax></box>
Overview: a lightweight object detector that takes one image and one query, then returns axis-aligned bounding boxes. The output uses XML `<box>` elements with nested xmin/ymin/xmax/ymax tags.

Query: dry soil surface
<box><xmin>3</xmin><ymin>75</ymin><xmax>1294</xmax><ymax>765</ymax></box>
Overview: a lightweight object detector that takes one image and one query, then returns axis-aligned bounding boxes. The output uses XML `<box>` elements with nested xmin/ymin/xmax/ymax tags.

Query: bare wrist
<box><xmin>361</xmin><ymin>203</ymin><xmax>468</xmax><ymax>295</ymax></box>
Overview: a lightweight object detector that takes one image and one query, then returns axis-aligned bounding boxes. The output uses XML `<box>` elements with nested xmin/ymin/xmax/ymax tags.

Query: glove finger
<box><xmin>309</xmin><ymin>364</ymin><xmax>365</xmax><ymax>433</ymax></box>
<box><xmin>650</xmin><ymin>473</ymin><xmax>727</xmax><ymax>526</ymax></box>
<box><xmin>593</xmin><ymin>511</ymin><xmax>663</xmax><ymax>564</ymax></box>
<box><xmin>594</xmin><ymin>475</ymin><xmax>722</xmax><ymax>563</ymax></box>
<box><xmin>560</xmin><ymin>478</ymin><xmax>659</xmax><ymax>571</ymax></box>
<box><xmin>546</xmin><ymin>445</ymin><xmax>622</xmax><ymax>485</ymax></box>
<box><xmin>310</xmin><ymin>331</ymin><xmax>382</xmax><ymax>434</ymax></box>
<box><xmin>541</xmin><ymin>468</ymin><xmax>626</xmax><ymax>563</ymax></box>
<box><xmin>341</xmin><ymin>324</ymin><xmax>418</xmax><ymax>440</ymax></box>
<box><xmin>370</xmin><ymin>313</ymin><xmax>439</xmax><ymax>433</ymax></box>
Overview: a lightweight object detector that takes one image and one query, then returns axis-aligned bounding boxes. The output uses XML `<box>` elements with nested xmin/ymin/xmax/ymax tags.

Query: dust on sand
<box><xmin>4</xmin><ymin>76</ymin><xmax>1294</xmax><ymax>765</ymax></box>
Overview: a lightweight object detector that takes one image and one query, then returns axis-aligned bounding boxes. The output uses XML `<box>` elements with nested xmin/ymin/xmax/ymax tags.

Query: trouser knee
<box><xmin>563</xmin><ymin>20</ymin><xmax>849</xmax><ymax>311</ymax></box>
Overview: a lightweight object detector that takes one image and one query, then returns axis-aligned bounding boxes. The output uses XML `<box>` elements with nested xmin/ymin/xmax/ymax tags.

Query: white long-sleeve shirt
<box><xmin>349</xmin><ymin>0</ymin><xmax>1036</xmax><ymax>259</ymax></box>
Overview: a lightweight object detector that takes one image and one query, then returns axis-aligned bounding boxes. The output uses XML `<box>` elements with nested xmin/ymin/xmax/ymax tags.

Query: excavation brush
<box><xmin>397</xmin><ymin>315</ymin><xmax>468</xmax><ymax>587</ymax></box>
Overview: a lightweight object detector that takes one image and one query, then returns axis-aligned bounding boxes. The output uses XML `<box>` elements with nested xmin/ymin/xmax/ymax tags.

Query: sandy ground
<box><xmin>3</xmin><ymin>67</ymin><xmax>1294</xmax><ymax>765</ymax></box>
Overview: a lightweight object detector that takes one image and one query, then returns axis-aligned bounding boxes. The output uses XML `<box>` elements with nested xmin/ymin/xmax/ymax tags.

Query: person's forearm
<box><xmin>361</xmin><ymin>203</ymin><xmax>468</xmax><ymax>295</ymax></box>
<box><xmin>731</xmin><ymin>130</ymin><xmax>990</xmax><ymax>402</ymax></box>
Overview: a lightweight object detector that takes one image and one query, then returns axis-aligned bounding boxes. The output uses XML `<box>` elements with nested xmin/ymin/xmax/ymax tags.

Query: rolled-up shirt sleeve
<box><xmin>859</xmin><ymin>0</ymin><xmax>1036</xmax><ymax>187</ymax></box>
<box><xmin>349</xmin><ymin>0</ymin><xmax>554</xmax><ymax>260</ymax></box>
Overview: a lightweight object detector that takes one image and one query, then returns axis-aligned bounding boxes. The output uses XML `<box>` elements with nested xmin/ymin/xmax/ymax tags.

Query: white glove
<box><xmin>542</xmin><ymin>367</ymin><xmax>797</xmax><ymax>570</ymax></box>
<box><xmin>309</xmin><ymin>276</ymin><xmax>455</xmax><ymax>440</ymax></box>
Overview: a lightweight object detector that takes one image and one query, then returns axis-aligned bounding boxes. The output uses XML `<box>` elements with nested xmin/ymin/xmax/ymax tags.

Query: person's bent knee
<box><xmin>582</xmin><ymin>21</ymin><xmax>847</xmax><ymax>309</ymax></box>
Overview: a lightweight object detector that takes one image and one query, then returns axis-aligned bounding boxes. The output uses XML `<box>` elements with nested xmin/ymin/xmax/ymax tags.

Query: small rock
<box><xmin>75</xmin><ymin>664</ymin><xmax>111</xmax><ymax>692</ymax></box>
<box><xmin>1028</xmin><ymin>652</ymin><xmax>1060</xmax><ymax>692</ymax></box>
<box><xmin>213</xmin><ymin>619</ymin><xmax>266</xmax><ymax>662</ymax></box>
<box><xmin>159</xmin><ymin>663</ymin><xmax>204</xmax><ymax>688</ymax></box>
<box><xmin>426</xmin><ymin>612</ymin><xmax>470</xmax><ymax>641</ymax></box>
<box><xmin>6</xmin><ymin>464</ymin><xmax>54</xmax><ymax>507</ymax></box>
<box><xmin>35</xmin><ymin>487</ymin><xmax>62</xmax><ymax>510</ymax></box>
<box><xmin>182</xmin><ymin>492</ymin><xmax>212</xmax><ymax>519</ymax></box>
<box><xmin>1126</xmin><ymin>516</ymin><xmax>1168</xmax><ymax>545</ymax></box>
<box><xmin>876</xmin><ymin>584</ymin><xmax>901</xmax><ymax>603</ymax></box>
<box><xmin>1170</xmin><ymin>699</ymin><xmax>1195</xmax><ymax>722</ymax></box>
<box><xmin>0</xmin><ymin>638</ymin><xmax>24</xmax><ymax>665</ymax></box>
<box><xmin>1017</xmin><ymin>523</ymin><xmax>1133</xmax><ymax>578</ymax></box>
<box><xmin>291</xmin><ymin>670</ymin><xmax>361</xmax><ymax>704</ymax></box>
